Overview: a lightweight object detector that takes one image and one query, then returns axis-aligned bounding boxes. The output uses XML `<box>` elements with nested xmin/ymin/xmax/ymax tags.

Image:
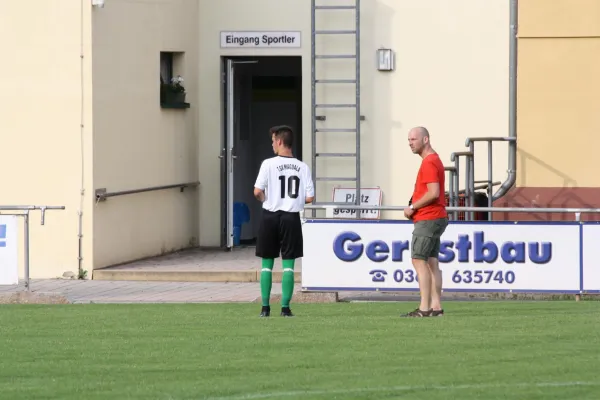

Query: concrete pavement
<box><xmin>0</xmin><ymin>279</ymin><xmax>285</xmax><ymax>303</ymax></box>
<box><xmin>92</xmin><ymin>247</ymin><xmax>302</xmax><ymax>283</ymax></box>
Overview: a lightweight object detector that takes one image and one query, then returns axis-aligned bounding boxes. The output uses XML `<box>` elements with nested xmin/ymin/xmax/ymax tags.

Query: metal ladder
<box><xmin>310</xmin><ymin>0</ymin><xmax>361</xmax><ymax>215</ymax></box>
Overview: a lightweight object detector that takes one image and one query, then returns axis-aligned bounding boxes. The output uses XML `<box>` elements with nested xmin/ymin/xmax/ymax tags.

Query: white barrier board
<box><xmin>0</xmin><ymin>216</ymin><xmax>18</xmax><ymax>285</ymax></box>
<box><xmin>302</xmin><ymin>221</ymin><xmax>581</xmax><ymax>293</ymax></box>
<box><xmin>581</xmin><ymin>224</ymin><xmax>600</xmax><ymax>292</ymax></box>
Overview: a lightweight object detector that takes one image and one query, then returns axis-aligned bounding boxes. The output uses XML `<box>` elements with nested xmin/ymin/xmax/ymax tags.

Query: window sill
<box><xmin>161</xmin><ymin>102</ymin><xmax>190</xmax><ymax>109</ymax></box>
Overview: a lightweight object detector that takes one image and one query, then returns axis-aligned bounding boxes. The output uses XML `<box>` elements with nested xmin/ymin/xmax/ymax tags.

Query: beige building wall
<box><xmin>517</xmin><ymin>0</ymin><xmax>600</xmax><ymax>188</ymax></box>
<box><xmin>91</xmin><ymin>0</ymin><xmax>200</xmax><ymax>268</ymax></box>
<box><xmin>496</xmin><ymin>0</ymin><xmax>600</xmax><ymax>221</ymax></box>
<box><xmin>0</xmin><ymin>0</ymin><xmax>94</xmax><ymax>279</ymax></box>
<box><xmin>198</xmin><ymin>0</ymin><xmax>510</xmax><ymax>245</ymax></box>
<box><xmin>0</xmin><ymin>0</ymin><xmax>513</xmax><ymax>279</ymax></box>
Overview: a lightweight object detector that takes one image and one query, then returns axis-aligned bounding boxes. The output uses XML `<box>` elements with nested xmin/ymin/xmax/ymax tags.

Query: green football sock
<box><xmin>260</xmin><ymin>258</ymin><xmax>274</xmax><ymax>307</ymax></box>
<box><xmin>281</xmin><ymin>259</ymin><xmax>295</xmax><ymax>308</ymax></box>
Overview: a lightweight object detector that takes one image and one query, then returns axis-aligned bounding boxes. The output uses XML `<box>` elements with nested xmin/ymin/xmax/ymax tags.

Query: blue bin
<box><xmin>233</xmin><ymin>202</ymin><xmax>250</xmax><ymax>246</ymax></box>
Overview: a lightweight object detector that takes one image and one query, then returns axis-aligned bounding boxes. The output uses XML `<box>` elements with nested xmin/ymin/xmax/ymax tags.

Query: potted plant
<box><xmin>161</xmin><ymin>75</ymin><xmax>186</xmax><ymax>104</ymax></box>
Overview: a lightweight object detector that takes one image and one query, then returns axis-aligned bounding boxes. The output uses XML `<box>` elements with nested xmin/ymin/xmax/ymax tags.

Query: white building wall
<box><xmin>198</xmin><ymin>0</ymin><xmax>510</xmax><ymax>246</ymax></box>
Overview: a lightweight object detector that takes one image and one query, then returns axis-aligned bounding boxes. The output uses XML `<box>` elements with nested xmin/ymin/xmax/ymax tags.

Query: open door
<box><xmin>223</xmin><ymin>59</ymin><xmax>236</xmax><ymax>249</ymax></box>
<box><xmin>221</xmin><ymin>58</ymin><xmax>257</xmax><ymax>249</ymax></box>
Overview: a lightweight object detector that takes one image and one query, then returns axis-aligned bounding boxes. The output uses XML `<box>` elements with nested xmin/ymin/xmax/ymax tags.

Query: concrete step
<box><xmin>92</xmin><ymin>269</ymin><xmax>302</xmax><ymax>283</ymax></box>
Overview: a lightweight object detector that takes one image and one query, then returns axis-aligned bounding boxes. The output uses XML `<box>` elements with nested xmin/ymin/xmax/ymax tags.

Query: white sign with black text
<box><xmin>331</xmin><ymin>187</ymin><xmax>383</xmax><ymax>219</ymax></box>
<box><xmin>220</xmin><ymin>31</ymin><xmax>301</xmax><ymax>48</ymax></box>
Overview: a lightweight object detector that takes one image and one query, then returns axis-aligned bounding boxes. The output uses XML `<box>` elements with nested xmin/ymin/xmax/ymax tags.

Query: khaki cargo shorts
<box><xmin>411</xmin><ymin>217</ymin><xmax>449</xmax><ymax>260</ymax></box>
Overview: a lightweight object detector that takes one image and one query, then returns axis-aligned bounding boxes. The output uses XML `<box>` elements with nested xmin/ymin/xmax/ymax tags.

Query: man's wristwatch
<box><xmin>409</xmin><ymin>204</ymin><xmax>414</xmax><ymax>210</ymax></box>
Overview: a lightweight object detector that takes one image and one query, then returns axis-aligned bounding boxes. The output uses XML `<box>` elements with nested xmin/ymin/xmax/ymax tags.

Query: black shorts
<box><xmin>255</xmin><ymin>209</ymin><xmax>303</xmax><ymax>259</ymax></box>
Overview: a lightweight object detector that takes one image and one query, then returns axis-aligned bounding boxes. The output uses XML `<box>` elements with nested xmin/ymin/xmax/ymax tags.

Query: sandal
<box><xmin>400</xmin><ymin>308</ymin><xmax>432</xmax><ymax>317</ymax></box>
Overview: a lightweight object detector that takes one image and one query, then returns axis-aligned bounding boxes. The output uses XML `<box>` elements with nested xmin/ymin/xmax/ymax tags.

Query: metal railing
<box><xmin>303</xmin><ymin>204</ymin><xmax>597</xmax><ymax>222</ymax></box>
<box><xmin>0</xmin><ymin>205</ymin><xmax>66</xmax><ymax>291</ymax></box>
<box><xmin>449</xmin><ymin>150</ymin><xmax>473</xmax><ymax>219</ymax></box>
<box><xmin>95</xmin><ymin>181</ymin><xmax>200</xmax><ymax>202</ymax></box>
<box><xmin>456</xmin><ymin>137</ymin><xmax>517</xmax><ymax>221</ymax></box>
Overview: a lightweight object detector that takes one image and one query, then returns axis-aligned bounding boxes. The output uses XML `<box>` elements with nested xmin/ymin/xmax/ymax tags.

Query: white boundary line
<box><xmin>204</xmin><ymin>381</ymin><xmax>599</xmax><ymax>400</ymax></box>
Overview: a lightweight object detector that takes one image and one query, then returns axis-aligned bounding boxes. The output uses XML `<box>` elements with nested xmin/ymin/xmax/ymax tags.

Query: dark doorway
<box><xmin>220</xmin><ymin>56</ymin><xmax>303</xmax><ymax>248</ymax></box>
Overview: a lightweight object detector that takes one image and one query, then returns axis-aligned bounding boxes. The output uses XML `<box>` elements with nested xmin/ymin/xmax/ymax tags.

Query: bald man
<box><xmin>402</xmin><ymin>127</ymin><xmax>449</xmax><ymax>317</ymax></box>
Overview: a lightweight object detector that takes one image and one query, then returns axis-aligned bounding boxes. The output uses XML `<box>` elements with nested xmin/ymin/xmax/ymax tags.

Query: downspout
<box><xmin>78</xmin><ymin>0</ymin><xmax>86</xmax><ymax>278</ymax></box>
<box><xmin>493</xmin><ymin>0</ymin><xmax>518</xmax><ymax>202</ymax></box>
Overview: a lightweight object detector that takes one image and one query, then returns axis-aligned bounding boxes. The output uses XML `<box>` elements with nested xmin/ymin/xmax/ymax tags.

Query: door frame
<box><xmin>220</xmin><ymin>56</ymin><xmax>303</xmax><ymax>249</ymax></box>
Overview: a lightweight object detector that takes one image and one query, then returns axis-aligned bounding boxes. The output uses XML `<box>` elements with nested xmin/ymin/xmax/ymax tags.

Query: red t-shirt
<box><xmin>411</xmin><ymin>153</ymin><xmax>447</xmax><ymax>222</ymax></box>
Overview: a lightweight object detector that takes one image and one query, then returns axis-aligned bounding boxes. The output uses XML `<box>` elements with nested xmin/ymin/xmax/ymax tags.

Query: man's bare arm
<box><xmin>412</xmin><ymin>182</ymin><xmax>439</xmax><ymax>210</ymax></box>
<box><xmin>254</xmin><ymin>187</ymin><xmax>265</xmax><ymax>203</ymax></box>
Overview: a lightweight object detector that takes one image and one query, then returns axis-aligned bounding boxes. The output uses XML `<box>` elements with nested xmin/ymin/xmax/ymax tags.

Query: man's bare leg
<box><xmin>428</xmin><ymin>257</ymin><xmax>443</xmax><ymax>311</ymax></box>
<box><xmin>412</xmin><ymin>258</ymin><xmax>432</xmax><ymax>311</ymax></box>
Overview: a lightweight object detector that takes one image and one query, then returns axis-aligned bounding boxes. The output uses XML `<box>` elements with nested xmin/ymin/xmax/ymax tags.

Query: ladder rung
<box><xmin>315</xmin><ymin>30</ymin><xmax>356</xmax><ymax>34</ymax></box>
<box><xmin>316</xmin><ymin>177</ymin><xmax>356</xmax><ymax>182</ymax></box>
<box><xmin>316</xmin><ymin>128</ymin><xmax>357</xmax><ymax>132</ymax></box>
<box><xmin>315</xmin><ymin>55</ymin><xmax>356</xmax><ymax>59</ymax></box>
<box><xmin>316</xmin><ymin>153</ymin><xmax>356</xmax><ymax>157</ymax></box>
<box><xmin>315</xmin><ymin>104</ymin><xmax>356</xmax><ymax>108</ymax></box>
<box><xmin>315</xmin><ymin>79</ymin><xmax>356</xmax><ymax>84</ymax></box>
<box><xmin>315</xmin><ymin>6</ymin><xmax>357</xmax><ymax>9</ymax></box>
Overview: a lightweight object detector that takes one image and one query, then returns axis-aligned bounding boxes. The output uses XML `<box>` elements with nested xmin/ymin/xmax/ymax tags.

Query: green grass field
<box><xmin>0</xmin><ymin>301</ymin><xmax>598</xmax><ymax>400</ymax></box>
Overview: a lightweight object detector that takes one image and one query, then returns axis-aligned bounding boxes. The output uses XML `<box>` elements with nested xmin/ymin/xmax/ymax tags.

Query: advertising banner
<box><xmin>302</xmin><ymin>221</ymin><xmax>581</xmax><ymax>293</ymax></box>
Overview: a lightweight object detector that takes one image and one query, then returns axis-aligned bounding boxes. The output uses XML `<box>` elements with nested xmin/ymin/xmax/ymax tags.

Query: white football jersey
<box><xmin>254</xmin><ymin>156</ymin><xmax>315</xmax><ymax>213</ymax></box>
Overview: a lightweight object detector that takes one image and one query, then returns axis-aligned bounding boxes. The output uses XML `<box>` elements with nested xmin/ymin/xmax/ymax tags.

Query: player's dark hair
<box><xmin>270</xmin><ymin>125</ymin><xmax>294</xmax><ymax>148</ymax></box>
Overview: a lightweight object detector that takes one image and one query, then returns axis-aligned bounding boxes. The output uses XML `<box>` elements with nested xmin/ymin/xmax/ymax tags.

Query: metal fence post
<box><xmin>0</xmin><ymin>205</ymin><xmax>65</xmax><ymax>291</ymax></box>
<box><xmin>24</xmin><ymin>212</ymin><xmax>30</xmax><ymax>291</ymax></box>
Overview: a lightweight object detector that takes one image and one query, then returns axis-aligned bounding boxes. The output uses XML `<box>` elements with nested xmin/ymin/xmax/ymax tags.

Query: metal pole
<box><xmin>488</xmin><ymin>140</ymin><xmax>493</xmax><ymax>220</ymax></box>
<box><xmin>448</xmin><ymin>171</ymin><xmax>455</xmax><ymax>220</ymax></box>
<box><xmin>24</xmin><ymin>212</ymin><xmax>30</xmax><ymax>292</ymax></box>
<box><xmin>305</xmin><ymin>204</ymin><xmax>600</xmax><ymax>214</ymax></box>
<box><xmin>454</xmin><ymin>158</ymin><xmax>460</xmax><ymax>220</ymax></box>
<box><xmin>493</xmin><ymin>0</ymin><xmax>518</xmax><ymax>201</ymax></box>
<box><xmin>455</xmin><ymin>172</ymin><xmax>460</xmax><ymax>220</ymax></box>
<box><xmin>0</xmin><ymin>206</ymin><xmax>64</xmax><ymax>211</ymax></box>
<box><xmin>464</xmin><ymin>158</ymin><xmax>470</xmax><ymax>220</ymax></box>
<box><xmin>355</xmin><ymin>0</ymin><xmax>361</xmax><ymax>219</ymax></box>
<box><xmin>310</xmin><ymin>0</ymin><xmax>317</xmax><ymax>218</ymax></box>
<box><xmin>468</xmin><ymin>143</ymin><xmax>475</xmax><ymax>221</ymax></box>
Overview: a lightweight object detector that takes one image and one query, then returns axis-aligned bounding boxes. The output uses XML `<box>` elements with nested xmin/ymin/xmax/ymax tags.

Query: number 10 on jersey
<box><xmin>279</xmin><ymin>175</ymin><xmax>300</xmax><ymax>199</ymax></box>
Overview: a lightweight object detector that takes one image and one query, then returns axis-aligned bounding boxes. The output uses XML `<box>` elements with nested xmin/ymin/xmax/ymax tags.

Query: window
<box><xmin>160</xmin><ymin>51</ymin><xmax>189</xmax><ymax>109</ymax></box>
<box><xmin>160</xmin><ymin>52</ymin><xmax>174</xmax><ymax>85</ymax></box>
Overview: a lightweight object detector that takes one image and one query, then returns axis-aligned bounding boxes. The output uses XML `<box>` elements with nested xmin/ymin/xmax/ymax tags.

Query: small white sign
<box><xmin>331</xmin><ymin>187</ymin><xmax>383</xmax><ymax>219</ymax></box>
<box><xmin>220</xmin><ymin>31</ymin><xmax>302</xmax><ymax>48</ymax></box>
<box><xmin>0</xmin><ymin>215</ymin><xmax>18</xmax><ymax>285</ymax></box>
